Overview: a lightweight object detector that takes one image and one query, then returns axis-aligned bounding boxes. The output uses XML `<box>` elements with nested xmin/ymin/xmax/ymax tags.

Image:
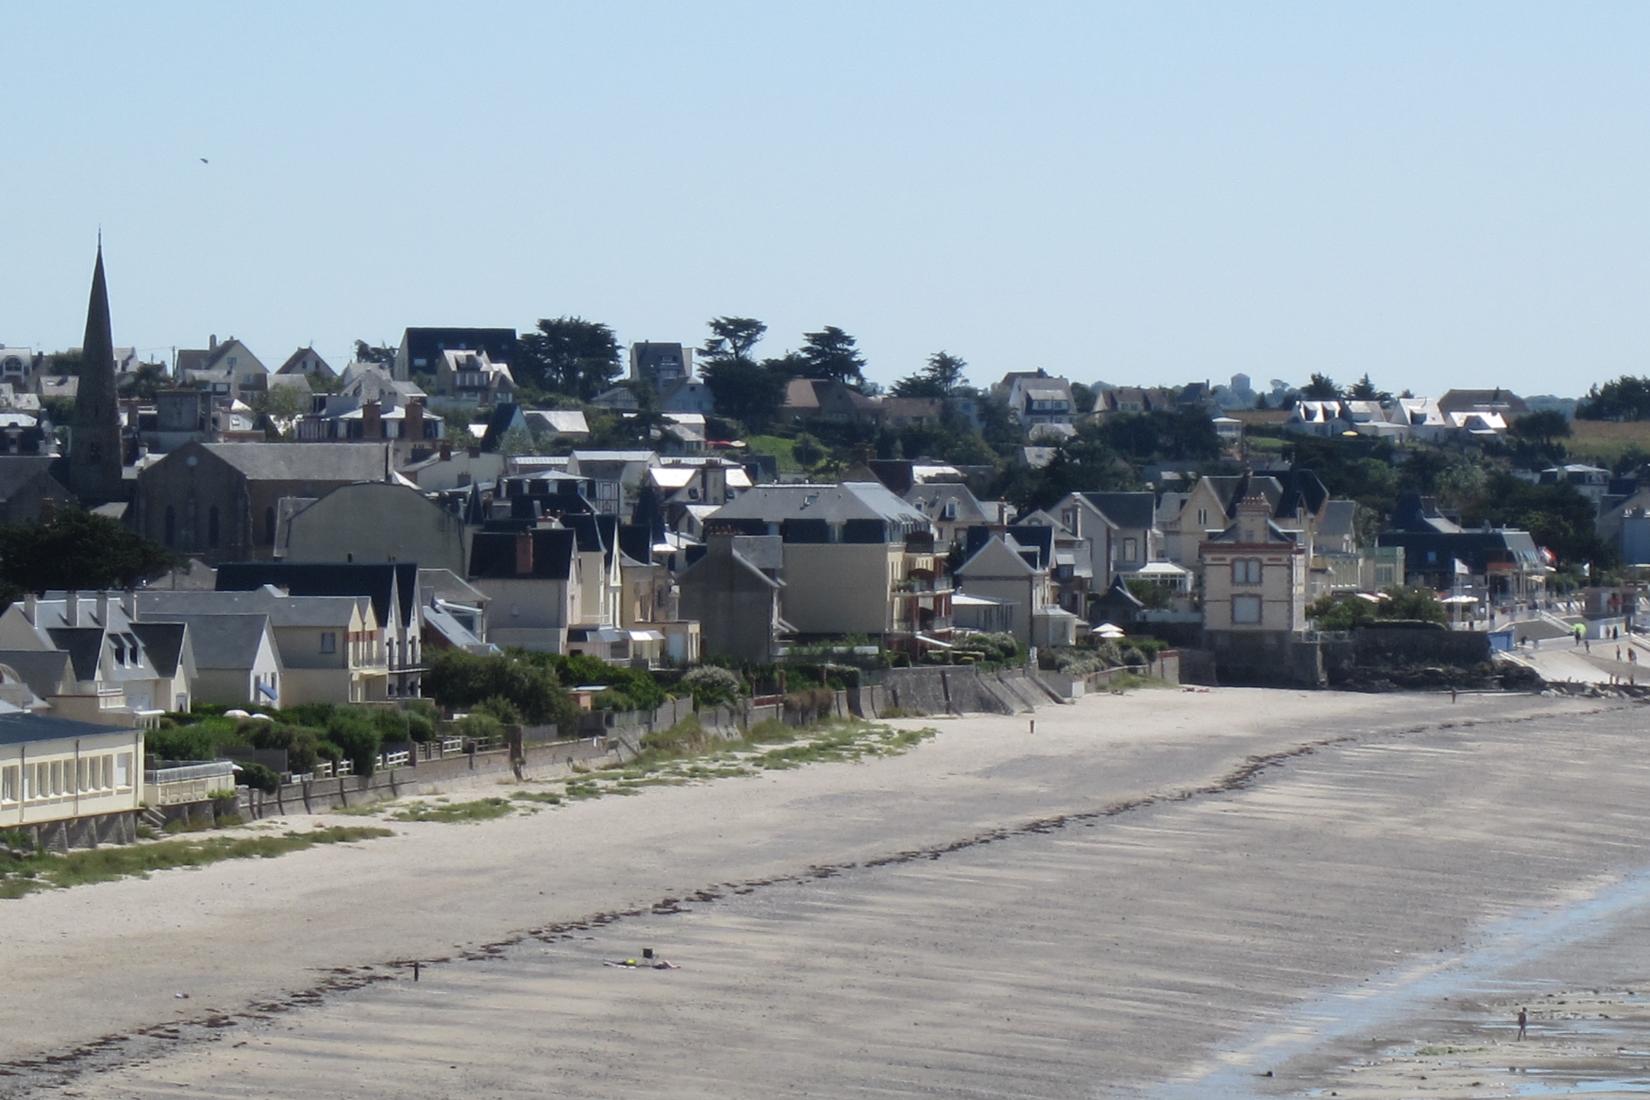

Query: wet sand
<box><xmin>5</xmin><ymin>689</ymin><xmax>1649</xmax><ymax>1097</ymax></box>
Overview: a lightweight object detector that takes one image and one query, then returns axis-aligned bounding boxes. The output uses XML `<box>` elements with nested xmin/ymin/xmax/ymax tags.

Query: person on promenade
<box><xmin>1517</xmin><ymin>1006</ymin><xmax>1528</xmax><ymax>1040</ymax></box>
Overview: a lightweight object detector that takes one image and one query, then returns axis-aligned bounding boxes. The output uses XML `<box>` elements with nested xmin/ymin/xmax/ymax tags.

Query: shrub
<box><xmin>475</xmin><ymin>695</ymin><xmax>522</xmax><ymax>724</ymax></box>
<box><xmin>145</xmin><ymin>723</ymin><xmax>223</xmax><ymax>763</ymax></box>
<box><xmin>371</xmin><ymin>707</ymin><xmax>411</xmax><ymax>744</ymax></box>
<box><xmin>246</xmin><ymin>723</ymin><xmax>330</xmax><ymax>774</ymax></box>
<box><xmin>453</xmin><ymin>712</ymin><xmax>503</xmax><ymax>743</ymax></box>
<box><xmin>405</xmin><ymin>708</ymin><xmax>436</xmax><ymax>742</ymax></box>
<box><xmin>680</xmin><ymin>666</ymin><xmax>744</xmax><ymax>708</ymax></box>
<box><xmin>425</xmin><ymin>649</ymin><xmax>573</xmax><ymax>726</ymax></box>
<box><xmin>325</xmin><ymin>710</ymin><xmax>383</xmax><ymax>777</ymax></box>
<box><xmin>235</xmin><ymin>762</ymin><xmax>281</xmax><ymax>794</ymax></box>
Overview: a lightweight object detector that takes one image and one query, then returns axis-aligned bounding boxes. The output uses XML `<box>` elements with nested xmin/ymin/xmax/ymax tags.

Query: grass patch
<box><xmin>0</xmin><ymin>826</ymin><xmax>391</xmax><ymax>899</ymax></box>
<box><xmin>509</xmin><ymin>790</ymin><xmax>564</xmax><ymax>806</ymax></box>
<box><xmin>744</xmin><ymin>434</ymin><xmax>802</xmax><ymax>473</ymax></box>
<box><xmin>1569</xmin><ymin>419</ymin><xmax>1650</xmax><ymax>466</ymax></box>
<box><xmin>332</xmin><ymin>803</ymin><xmax>385</xmax><ymax>817</ymax></box>
<box><xmin>390</xmin><ymin>798</ymin><xmax>514</xmax><ymax>824</ymax></box>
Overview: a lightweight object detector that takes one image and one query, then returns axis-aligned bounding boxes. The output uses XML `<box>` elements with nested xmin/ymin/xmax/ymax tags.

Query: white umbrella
<box><xmin>1094</xmin><ymin>623</ymin><xmax>1124</xmax><ymax>634</ymax></box>
<box><xmin>1440</xmin><ymin>594</ymin><xmax>1479</xmax><ymax>604</ymax></box>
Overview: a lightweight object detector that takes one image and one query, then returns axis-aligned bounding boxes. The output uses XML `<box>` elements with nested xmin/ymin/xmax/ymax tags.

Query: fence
<box><xmin>143</xmin><ymin>761</ymin><xmax>237</xmax><ymax>807</ymax></box>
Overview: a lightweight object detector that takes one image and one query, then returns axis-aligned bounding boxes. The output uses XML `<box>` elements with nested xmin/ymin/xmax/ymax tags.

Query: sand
<box><xmin>4</xmin><ymin>688</ymin><xmax>1649</xmax><ymax>1098</ymax></box>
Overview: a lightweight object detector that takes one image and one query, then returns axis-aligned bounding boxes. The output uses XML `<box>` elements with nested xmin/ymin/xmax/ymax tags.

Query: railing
<box><xmin>143</xmin><ymin>761</ymin><xmax>236</xmax><ymax>806</ymax></box>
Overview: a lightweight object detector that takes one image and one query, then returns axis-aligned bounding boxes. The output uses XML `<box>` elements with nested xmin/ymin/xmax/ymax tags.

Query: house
<box><xmin>466</xmin><ymin>526</ymin><xmax>582</xmax><ymax>653</ymax></box>
<box><xmin>781</xmin><ymin>379</ymin><xmax>880</xmax><ymax>426</ymax></box>
<box><xmin>706</xmin><ymin>483</ymin><xmax>948</xmax><ymax>643</ymax></box>
<box><xmin>393</xmin><ymin>327</ymin><xmax>517</xmax><ymax>382</ymax></box>
<box><xmin>433</xmin><ymin>349</ymin><xmax>515</xmax><ymax>406</ymax></box>
<box><xmin>522</xmin><ymin>409</ymin><xmax>590</xmax><ymax>442</ymax></box>
<box><xmin>399</xmin><ymin>445</ymin><xmax>508</xmax><ymax>492</ymax></box>
<box><xmin>903</xmin><ymin>481</ymin><xmax>1002</xmax><ymax>551</ymax></box>
<box><xmin>0</xmin><ymin>591</ymin><xmax>196</xmax><ymax>722</ymax></box>
<box><xmin>1539</xmin><ymin>464</ymin><xmax>1610</xmax><ymax>508</ymax></box>
<box><xmin>279</xmin><ymin>481</ymin><xmax>468</xmax><ymax>575</ymax></box>
<box><xmin>138</xmin><ymin>587</ymin><xmax>385</xmax><ymax>705</ymax></box>
<box><xmin>130</xmin><ymin>441</ymin><xmax>401</xmax><ymax>561</ymax></box>
<box><xmin>339</xmin><ymin>361</ymin><xmax>427</xmax><ymax>406</ymax></box>
<box><xmin>1057</xmin><ymin>491</ymin><xmax>1157</xmax><ymax>573</ymax></box>
<box><xmin>176</xmin><ymin>336</ymin><xmax>269</xmax><ymax>397</ymax></box>
<box><xmin>1199</xmin><ymin>490</ymin><xmax>1308</xmax><ymax>636</ymax></box>
<box><xmin>952</xmin><ymin>533</ymin><xmax>1079</xmax><ymax>648</ymax></box>
<box><xmin>1377</xmin><ymin>493</ymin><xmax>1546</xmax><ymax>602</ymax></box>
<box><xmin>276</xmin><ymin>347</ymin><xmax>336</xmax><ymax>382</ymax></box>
<box><xmin>629</xmin><ymin>342</ymin><xmax>693</xmax><ymax>388</ymax></box>
<box><xmin>567</xmin><ymin>450</ymin><xmax>659</xmax><ymax>516</ymax></box>
<box><xmin>0</xmin><ymin>711</ymin><xmax>145</xmax><ymax>848</ymax></box>
<box><xmin>659</xmin><ymin>378</ymin><xmax>717</xmax><ymax>417</ymax></box>
<box><xmin>1438</xmin><ymin>388</ymin><xmax>1528</xmax><ymax>422</ymax></box>
<box><xmin>294</xmin><ymin>395</ymin><xmax>441</xmax><ymax>458</ymax></box>
<box><xmin>213</xmin><ymin>561</ymin><xmax>423</xmax><ymax>699</ymax></box>
<box><xmin>142</xmin><ymin>613</ymin><xmax>283</xmax><ymax>709</ymax></box>
<box><xmin>0</xmin><ymin>455</ymin><xmax>75</xmax><ymax>525</ymax></box>
<box><xmin>880</xmin><ymin>396</ymin><xmax>945</xmax><ymax>429</ymax></box>
<box><xmin>0</xmin><ymin>348</ymin><xmax>36</xmax><ymax>388</ymax></box>
<box><xmin>677</xmin><ymin>533</ymin><xmax>788</xmax><ymax>664</ymax></box>
<box><xmin>1098</xmin><ymin>386</ymin><xmax>1155</xmax><ymax>416</ymax></box>
<box><xmin>1000</xmin><ymin>371</ymin><xmax>1075</xmax><ymax>427</ymax></box>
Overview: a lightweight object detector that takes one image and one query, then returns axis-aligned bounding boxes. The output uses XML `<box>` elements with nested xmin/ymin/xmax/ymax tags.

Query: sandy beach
<box><xmin>5</xmin><ymin>687</ymin><xmax>1650</xmax><ymax>1098</ymax></box>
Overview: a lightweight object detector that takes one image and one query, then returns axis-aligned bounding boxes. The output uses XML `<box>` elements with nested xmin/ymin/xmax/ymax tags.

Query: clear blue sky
<box><xmin>5</xmin><ymin>2</ymin><xmax>1647</xmax><ymax>397</ymax></box>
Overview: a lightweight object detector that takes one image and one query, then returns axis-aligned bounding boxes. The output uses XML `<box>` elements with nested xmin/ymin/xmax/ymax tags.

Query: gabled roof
<box><xmin>44</xmin><ymin>628</ymin><xmax>104</xmax><ymax>681</ymax></box>
<box><xmin>1317</xmin><ymin>499</ymin><xmax>1358</xmax><ymax>541</ymax></box>
<box><xmin>709</xmin><ymin>482</ymin><xmax>927</xmax><ymax>528</ymax></box>
<box><xmin>1080</xmin><ymin>491</ymin><xmax>1157</xmax><ymax>531</ymax></box>
<box><xmin>215</xmin><ymin>561</ymin><xmax>416</xmax><ymax>629</ymax></box>
<box><xmin>0</xmin><ymin>650</ymin><xmax>72</xmax><ymax>699</ymax></box>
<box><xmin>0</xmin><ymin>455</ymin><xmax>69</xmax><ymax>502</ymax></box>
<box><xmin>190</xmin><ymin>442</ymin><xmax>396</xmax><ymax>483</ymax></box>
<box><xmin>956</xmin><ymin>533</ymin><xmax>1039</xmax><ymax>577</ymax></box>
<box><xmin>146</xmin><ymin>613</ymin><xmax>272</xmax><ymax>671</ymax></box>
<box><xmin>277</xmin><ymin>347</ymin><xmax>333</xmax><ymax>376</ymax></box>
<box><xmin>139</xmin><ymin>587</ymin><xmax>364</xmax><ymax>629</ymax></box>
<box><xmin>130</xmin><ymin>621</ymin><xmax>188</xmax><ymax>677</ymax></box>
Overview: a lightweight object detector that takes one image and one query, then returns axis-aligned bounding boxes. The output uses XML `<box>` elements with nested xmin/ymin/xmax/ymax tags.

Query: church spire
<box><xmin>68</xmin><ymin>238</ymin><xmax>124</xmax><ymax>504</ymax></box>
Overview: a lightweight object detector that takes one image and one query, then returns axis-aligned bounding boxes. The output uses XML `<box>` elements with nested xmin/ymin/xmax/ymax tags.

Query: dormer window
<box><xmin>110</xmin><ymin>636</ymin><xmax>126</xmax><ymax>665</ymax></box>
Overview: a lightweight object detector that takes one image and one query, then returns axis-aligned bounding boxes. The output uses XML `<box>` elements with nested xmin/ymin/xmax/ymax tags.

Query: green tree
<box><xmin>117</xmin><ymin>362</ymin><xmax>171</xmax><ymax>401</ymax></box>
<box><xmin>799</xmin><ymin>326</ymin><xmax>866</xmax><ymax>385</ymax></box>
<box><xmin>1507</xmin><ymin>410</ymin><xmax>1572</xmax><ymax>464</ymax></box>
<box><xmin>1301</xmin><ymin>373</ymin><xmax>1341</xmax><ymax>399</ymax></box>
<box><xmin>353</xmin><ymin>340</ymin><xmax>397</xmax><ymax>366</ymax></box>
<box><xmin>516</xmin><ymin>317</ymin><xmax>622</xmax><ymax>400</ymax></box>
<box><xmin>1577</xmin><ymin>376</ymin><xmax>1650</xmax><ymax>421</ymax></box>
<box><xmin>698</xmin><ymin>317</ymin><xmax>767</xmax><ymax>364</ymax></box>
<box><xmin>1071</xmin><ymin>381</ymin><xmax>1098</xmax><ymax>415</ymax></box>
<box><xmin>1347</xmin><ymin>373</ymin><xmax>1389</xmax><ymax>401</ymax></box>
<box><xmin>0</xmin><ymin>510</ymin><xmax>176</xmax><ymax>602</ymax></box>
<box><xmin>701</xmin><ymin>357</ymin><xmax>788</xmax><ymax>431</ymax></box>
<box><xmin>424</xmin><ymin>649</ymin><xmax>575</xmax><ymax>727</ymax></box>
<box><xmin>892</xmin><ymin>350</ymin><xmax>967</xmax><ymax>397</ymax></box>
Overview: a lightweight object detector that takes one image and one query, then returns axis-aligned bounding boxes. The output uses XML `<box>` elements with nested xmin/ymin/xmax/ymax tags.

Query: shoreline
<box><xmin>0</xmin><ymin>688</ymin><xmax>1631</xmax><ymax>1097</ymax></box>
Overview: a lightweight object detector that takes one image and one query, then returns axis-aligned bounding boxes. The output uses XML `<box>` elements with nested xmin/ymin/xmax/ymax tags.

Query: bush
<box><xmin>453</xmin><ymin>712</ymin><xmax>503</xmax><ymax>743</ymax></box>
<box><xmin>680</xmin><ymin>666</ymin><xmax>744</xmax><ymax>708</ymax></box>
<box><xmin>235</xmin><ymin>762</ymin><xmax>280</xmax><ymax>794</ymax></box>
<box><xmin>405</xmin><ymin>708</ymin><xmax>436</xmax><ymax>742</ymax></box>
<box><xmin>475</xmin><ymin>695</ymin><xmax>522</xmax><ymax>724</ymax></box>
<box><xmin>325</xmin><ymin>710</ymin><xmax>382</xmax><ymax>777</ymax></box>
<box><xmin>425</xmin><ymin>649</ymin><xmax>574</xmax><ymax>726</ymax></box>
<box><xmin>372</xmin><ymin>707</ymin><xmax>411</xmax><ymax>745</ymax></box>
<box><xmin>247</xmin><ymin>723</ymin><xmax>329</xmax><ymax>774</ymax></box>
<box><xmin>146</xmin><ymin>723</ymin><xmax>222</xmax><ymax>763</ymax></box>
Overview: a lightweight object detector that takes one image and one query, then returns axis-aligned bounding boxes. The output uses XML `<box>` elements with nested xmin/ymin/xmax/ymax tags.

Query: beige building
<box><xmin>0</xmin><ymin>711</ymin><xmax>144</xmax><ymax>848</ymax></box>
<box><xmin>706</xmin><ymin>483</ymin><xmax>949</xmax><ymax>643</ymax></box>
<box><xmin>1199</xmin><ymin>491</ymin><xmax>1307</xmax><ymax>634</ymax></box>
<box><xmin>466</xmin><ymin>527</ymin><xmax>582</xmax><ymax>653</ymax></box>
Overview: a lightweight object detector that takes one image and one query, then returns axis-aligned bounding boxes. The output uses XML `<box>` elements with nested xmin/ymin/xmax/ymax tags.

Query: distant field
<box><xmin>744</xmin><ymin>433</ymin><xmax>802</xmax><ymax>473</ymax></box>
<box><xmin>1567</xmin><ymin>419</ymin><xmax>1650</xmax><ymax>466</ymax></box>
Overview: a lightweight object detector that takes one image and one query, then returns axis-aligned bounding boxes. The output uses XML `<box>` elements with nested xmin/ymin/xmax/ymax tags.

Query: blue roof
<box><xmin>0</xmin><ymin>712</ymin><xmax>135</xmax><ymax>747</ymax></box>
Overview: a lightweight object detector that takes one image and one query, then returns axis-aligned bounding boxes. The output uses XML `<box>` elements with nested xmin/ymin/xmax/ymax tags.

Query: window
<box><xmin>1232</xmin><ymin>595</ymin><xmax>1263</xmax><ymax>624</ymax></box>
<box><xmin>111</xmin><ymin>636</ymin><xmax>126</xmax><ymax>664</ymax></box>
<box><xmin>1232</xmin><ymin>559</ymin><xmax>1263</xmax><ymax>585</ymax></box>
<box><xmin>1122</xmin><ymin>537</ymin><xmax>1138</xmax><ymax>561</ymax></box>
<box><xmin>320</xmin><ymin>631</ymin><xmax>337</xmax><ymax>654</ymax></box>
<box><xmin>1197</xmin><ymin>507</ymin><xmax>1208</xmax><ymax>526</ymax></box>
<box><xmin>50</xmin><ymin>761</ymin><xmax>63</xmax><ymax>796</ymax></box>
<box><xmin>1</xmin><ymin>766</ymin><xmax>15</xmax><ymax>803</ymax></box>
<box><xmin>115</xmin><ymin>753</ymin><xmax>132</xmax><ymax>788</ymax></box>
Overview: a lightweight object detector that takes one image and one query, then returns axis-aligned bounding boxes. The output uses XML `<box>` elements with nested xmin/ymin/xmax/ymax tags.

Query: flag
<box><xmin>1453</xmin><ymin>558</ymin><xmax>1470</xmax><ymax>577</ymax></box>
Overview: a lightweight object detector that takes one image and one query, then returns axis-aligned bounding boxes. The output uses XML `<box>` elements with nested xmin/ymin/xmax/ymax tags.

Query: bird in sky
<box><xmin>199</xmin><ymin>157</ymin><xmax>209</xmax><ymax>164</ymax></box>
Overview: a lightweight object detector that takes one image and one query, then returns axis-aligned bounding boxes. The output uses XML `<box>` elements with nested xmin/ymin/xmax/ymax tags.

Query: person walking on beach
<box><xmin>1517</xmin><ymin>1006</ymin><xmax>1527</xmax><ymax>1040</ymax></box>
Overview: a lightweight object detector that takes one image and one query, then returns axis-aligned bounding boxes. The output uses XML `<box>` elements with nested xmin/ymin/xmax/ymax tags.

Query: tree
<box><xmin>1071</xmin><ymin>381</ymin><xmax>1097</xmax><ymax>415</ymax></box>
<box><xmin>515</xmin><ymin>317</ymin><xmax>622</xmax><ymax>401</ymax></box>
<box><xmin>1577</xmin><ymin>375</ymin><xmax>1650</xmax><ymax>421</ymax></box>
<box><xmin>799</xmin><ymin>326</ymin><xmax>866</xmax><ymax>385</ymax></box>
<box><xmin>0</xmin><ymin>510</ymin><xmax>176</xmax><ymax>603</ymax></box>
<box><xmin>117</xmin><ymin>362</ymin><xmax>171</xmax><ymax>401</ymax></box>
<box><xmin>1347</xmin><ymin>373</ymin><xmax>1390</xmax><ymax>401</ymax></box>
<box><xmin>1301</xmin><ymin>373</ymin><xmax>1341</xmax><ymax>399</ymax></box>
<box><xmin>892</xmin><ymin>350</ymin><xmax>968</xmax><ymax>397</ymax></box>
<box><xmin>698</xmin><ymin>317</ymin><xmax>767</xmax><ymax>365</ymax></box>
<box><xmin>1506</xmin><ymin>410</ymin><xmax>1572</xmax><ymax>467</ymax></box>
<box><xmin>701</xmin><ymin>357</ymin><xmax>788</xmax><ymax>431</ymax></box>
<box><xmin>353</xmin><ymin>340</ymin><xmax>396</xmax><ymax>366</ymax></box>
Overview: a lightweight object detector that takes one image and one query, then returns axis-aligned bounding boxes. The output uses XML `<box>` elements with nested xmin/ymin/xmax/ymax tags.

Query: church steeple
<box><xmin>68</xmin><ymin>240</ymin><xmax>124</xmax><ymax>504</ymax></box>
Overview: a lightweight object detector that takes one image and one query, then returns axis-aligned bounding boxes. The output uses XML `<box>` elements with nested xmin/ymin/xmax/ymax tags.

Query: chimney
<box><xmin>64</xmin><ymin>590</ymin><xmax>79</xmax><ymax>624</ymax></box>
<box><xmin>405</xmin><ymin>400</ymin><xmax>425</xmax><ymax>441</ymax></box>
<box><xmin>121</xmin><ymin>590</ymin><xmax>135</xmax><ymax>620</ymax></box>
<box><xmin>209</xmin><ymin>334</ymin><xmax>218</xmax><ymax>351</ymax></box>
<box><xmin>95</xmin><ymin>592</ymin><xmax>110</xmax><ymax>625</ymax></box>
<box><xmin>362</xmin><ymin>401</ymin><xmax>382</xmax><ymax>439</ymax></box>
<box><xmin>439</xmin><ymin>440</ymin><xmax>452</xmax><ymax>461</ymax></box>
<box><xmin>515</xmin><ymin>533</ymin><xmax>534</xmax><ymax>576</ymax></box>
<box><xmin>23</xmin><ymin>593</ymin><xmax>36</xmax><ymax>621</ymax></box>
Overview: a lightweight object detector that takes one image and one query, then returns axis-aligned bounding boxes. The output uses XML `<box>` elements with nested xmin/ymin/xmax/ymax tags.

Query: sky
<box><xmin>4</xmin><ymin>2</ymin><xmax>1648</xmax><ymax>398</ymax></box>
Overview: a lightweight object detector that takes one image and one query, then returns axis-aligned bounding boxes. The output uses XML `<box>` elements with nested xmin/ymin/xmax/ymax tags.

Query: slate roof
<box><xmin>710</xmin><ymin>483</ymin><xmax>926</xmax><ymax>528</ymax></box>
<box><xmin>277</xmin><ymin>348</ymin><xmax>333</xmax><ymax>376</ymax></box>
<box><xmin>467</xmin><ymin>528</ymin><xmax>577</xmax><ymax>581</ymax></box>
<box><xmin>0</xmin><ymin>710</ymin><xmax>134</xmax><ymax>747</ymax></box>
<box><xmin>196</xmin><ymin>442</ymin><xmax>394</xmax><ymax>482</ymax></box>
<box><xmin>130</xmin><ymin>621</ymin><xmax>188</xmax><ymax>677</ymax></box>
<box><xmin>1081</xmin><ymin>492</ymin><xmax>1157</xmax><ymax>531</ymax></box>
<box><xmin>1317</xmin><ymin>500</ymin><xmax>1358</xmax><ymax>542</ymax></box>
<box><xmin>0</xmin><ymin>650</ymin><xmax>72</xmax><ymax>697</ymax></box>
<box><xmin>215</xmin><ymin>561</ymin><xmax>417</xmax><ymax>629</ymax></box>
<box><xmin>0</xmin><ymin>455</ymin><xmax>67</xmax><ymax>502</ymax></box>
<box><xmin>145</xmin><ymin>613</ymin><xmax>270</xmax><ymax>670</ymax></box>
<box><xmin>44</xmin><ymin>628</ymin><xmax>105</xmax><ymax>681</ymax></box>
<box><xmin>138</xmin><ymin>588</ymin><xmax>362</xmax><ymax>628</ymax></box>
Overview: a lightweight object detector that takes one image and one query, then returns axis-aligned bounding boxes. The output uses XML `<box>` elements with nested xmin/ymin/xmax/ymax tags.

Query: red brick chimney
<box><xmin>514</xmin><ymin>532</ymin><xmax>533</xmax><ymax>575</ymax></box>
<box><xmin>361</xmin><ymin>401</ymin><xmax>382</xmax><ymax>440</ymax></box>
<box><xmin>405</xmin><ymin>400</ymin><xmax>425</xmax><ymax>441</ymax></box>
